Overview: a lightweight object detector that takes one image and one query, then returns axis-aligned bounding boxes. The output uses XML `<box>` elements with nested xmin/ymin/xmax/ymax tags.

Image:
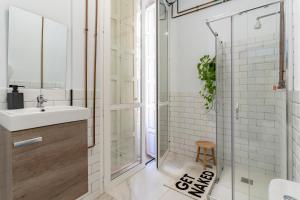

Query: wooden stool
<box><xmin>196</xmin><ymin>141</ymin><xmax>216</xmax><ymax>169</ymax></box>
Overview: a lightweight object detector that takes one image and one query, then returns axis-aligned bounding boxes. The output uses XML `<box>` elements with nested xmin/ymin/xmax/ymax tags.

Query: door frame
<box><xmin>156</xmin><ymin>0</ymin><xmax>171</xmax><ymax>169</ymax></box>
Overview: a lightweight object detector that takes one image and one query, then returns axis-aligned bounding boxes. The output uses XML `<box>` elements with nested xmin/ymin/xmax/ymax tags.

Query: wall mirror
<box><xmin>8</xmin><ymin>7</ymin><xmax>68</xmax><ymax>89</ymax></box>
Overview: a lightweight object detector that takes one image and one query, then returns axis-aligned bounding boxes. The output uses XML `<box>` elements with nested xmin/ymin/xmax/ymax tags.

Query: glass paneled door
<box><xmin>157</xmin><ymin>0</ymin><xmax>169</xmax><ymax>167</ymax></box>
<box><xmin>109</xmin><ymin>0</ymin><xmax>142</xmax><ymax>179</ymax></box>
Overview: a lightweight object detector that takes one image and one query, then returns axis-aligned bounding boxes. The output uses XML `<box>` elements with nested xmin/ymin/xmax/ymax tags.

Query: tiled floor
<box><xmin>104</xmin><ymin>152</ymin><xmax>208</xmax><ymax>200</ymax></box>
<box><xmin>99</xmin><ymin>153</ymin><xmax>276</xmax><ymax>200</ymax></box>
<box><xmin>210</xmin><ymin>165</ymin><xmax>275</xmax><ymax>200</ymax></box>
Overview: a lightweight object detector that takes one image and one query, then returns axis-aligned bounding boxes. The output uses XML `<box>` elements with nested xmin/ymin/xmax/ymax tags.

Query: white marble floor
<box><xmin>105</xmin><ymin>152</ymin><xmax>209</xmax><ymax>200</ymax></box>
<box><xmin>100</xmin><ymin>154</ymin><xmax>276</xmax><ymax>200</ymax></box>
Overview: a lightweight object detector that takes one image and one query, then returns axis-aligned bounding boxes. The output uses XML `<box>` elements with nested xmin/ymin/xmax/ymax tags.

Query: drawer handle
<box><xmin>14</xmin><ymin>137</ymin><xmax>43</xmax><ymax>148</ymax></box>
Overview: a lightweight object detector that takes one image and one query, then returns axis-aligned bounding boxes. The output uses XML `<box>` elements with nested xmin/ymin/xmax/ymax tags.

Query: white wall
<box><xmin>292</xmin><ymin>0</ymin><xmax>300</xmax><ymax>183</ymax></box>
<box><xmin>169</xmin><ymin>0</ymin><xmax>279</xmax><ymax>93</ymax></box>
<box><xmin>294</xmin><ymin>0</ymin><xmax>300</xmax><ymax>90</ymax></box>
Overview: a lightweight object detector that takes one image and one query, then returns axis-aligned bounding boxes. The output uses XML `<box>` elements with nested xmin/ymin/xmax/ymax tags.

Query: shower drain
<box><xmin>241</xmin><ymin>177</ymin><xmax>254</xmax><ymax>185</ymax></box>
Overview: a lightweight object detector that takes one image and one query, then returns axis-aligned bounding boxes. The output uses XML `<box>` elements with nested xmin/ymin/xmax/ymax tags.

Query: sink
<box><xmin>0</xmin><ymin>106</ymin><xmax>89</xmax><ymax>131</ymax></box>
<box><xmin>269</xmin><ymin>179</ymin><xmax>300</xmax><ymax>200</ymax></box>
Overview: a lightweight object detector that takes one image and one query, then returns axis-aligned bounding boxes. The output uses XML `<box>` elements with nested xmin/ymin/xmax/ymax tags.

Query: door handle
<box><xmin>235</xmin><ymin>103</ymin><xmax>239</xmax><ymax>120</ymax></box>
<box><xmin>14</xmin><ymin>137</ymin><xmax>43</xmax><ymax>148</ymax></box>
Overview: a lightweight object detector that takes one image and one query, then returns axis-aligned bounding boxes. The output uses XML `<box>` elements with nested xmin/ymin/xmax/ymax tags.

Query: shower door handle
<box><xmin>235</xmin><ymin>103</ymin><xmax>239</xmax><ymax>120</ymax></box>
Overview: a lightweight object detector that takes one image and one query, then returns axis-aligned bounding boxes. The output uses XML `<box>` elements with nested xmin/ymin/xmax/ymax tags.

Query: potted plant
<box><xmin>197</xmin><ymin>55</ymin><xmax>216</xmax><ymax>110</ymax></box>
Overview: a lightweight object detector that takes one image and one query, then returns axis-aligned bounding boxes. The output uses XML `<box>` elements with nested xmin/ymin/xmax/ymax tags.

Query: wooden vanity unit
<box><xmin>0</xmin><ymin>120</ymin><xmax>88</xmax><ymax>200</ymax></box>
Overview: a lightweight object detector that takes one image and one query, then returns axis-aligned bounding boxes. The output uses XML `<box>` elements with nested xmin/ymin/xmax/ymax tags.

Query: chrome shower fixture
<box><xmin>254</xmin><ymin>11</ymin><xmax>280</xmax><ymax>30</ymax></box>
<box><xmin>254</xmin><ymin>19</ymin><xmax>262</xmax><ymax>29</ymax></box>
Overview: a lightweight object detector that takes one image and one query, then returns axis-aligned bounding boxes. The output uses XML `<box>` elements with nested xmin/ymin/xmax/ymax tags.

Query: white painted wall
<box><xmin>169</xmin><ymin>0</ymin><xmax>279</xmax><ymax>93</ymax></box>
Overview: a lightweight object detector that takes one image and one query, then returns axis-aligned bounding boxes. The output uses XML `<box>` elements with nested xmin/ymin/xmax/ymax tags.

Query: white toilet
<box><xmin>269</xmin><ymin>179</ymin><xmax>300</xmax><ymax>200</ymax></box>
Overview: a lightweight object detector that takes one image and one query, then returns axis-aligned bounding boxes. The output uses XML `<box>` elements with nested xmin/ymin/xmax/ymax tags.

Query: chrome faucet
<box><xmin>37</xmin><ymin>95</ymin><xmax>47</xmax><ymax>108</ymax></box>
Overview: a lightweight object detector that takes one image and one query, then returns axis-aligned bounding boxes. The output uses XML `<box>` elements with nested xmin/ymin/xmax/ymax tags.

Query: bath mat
<box><xmin>164</xmin><ymin>168</ymin><xmax>216</xmax><ymax>200</ymax></box>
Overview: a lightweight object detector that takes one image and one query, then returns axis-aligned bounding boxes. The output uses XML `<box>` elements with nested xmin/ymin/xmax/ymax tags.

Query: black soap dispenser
<box><xmin>7</xmin><ymin>85</ymin><xmax>25</xmax><ymax>110</ymax></box>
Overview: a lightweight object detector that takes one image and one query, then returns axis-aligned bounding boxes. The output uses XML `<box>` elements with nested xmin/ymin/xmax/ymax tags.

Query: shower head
<box><xmin>254</xmin><ymin>11</ymin><xmax>280</xmax><ymax>30</ymax></box>
<box><xmin>254</xmin><ymin>19</ymin><xmax>262</xmax><ymax>29</ymax></box>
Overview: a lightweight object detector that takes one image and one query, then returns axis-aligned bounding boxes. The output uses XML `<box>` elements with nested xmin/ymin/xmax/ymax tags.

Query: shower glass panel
<box><xmin>159</xmin><ymin>105</ymin><xmax>169</xmax><ymax>157</ymax></box>
<box><xmin>216</xmin><ymin>39</ymin><xmax>225</xmax><ymax>180</ymax></box>
<box><xmin>214</xmin><ymin>29</ymin><xmax>233</xmax><ymax>200</ymax></box>
<box><xmin>110</xmin><ymin>0</ymin><xmax>142</xmax><ymax>179</ymax></box>
<box><xmin>231</xmin><ymin>3</ymin><xmax>286</xmax><ymax>200</ymax></box>
<box><xmin>159</xmin><ymin>1</ymin><xmax>168</xmax><ymax>103</ymax></box>
<box><xmin>158</xmin><ymin>0</ymin><xmax>169</xmax><ymax>161</ymax></box>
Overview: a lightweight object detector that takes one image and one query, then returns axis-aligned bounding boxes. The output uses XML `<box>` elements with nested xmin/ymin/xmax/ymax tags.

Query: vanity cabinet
<box><xmin>0</xmin><ymin>120</ymin><xmax>88</xmax><ymax>200</ymax></box>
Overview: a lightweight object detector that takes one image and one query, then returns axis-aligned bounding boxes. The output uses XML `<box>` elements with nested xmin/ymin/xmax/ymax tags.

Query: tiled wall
<box><xmin>292</xmin><ymin>91</ymin><xmax>300</xmax><ymax>182</ymax></box>
<box><xmin>221</xmin><ymin>34</ymin><xmax>285</xmax><ymax>176</ymax></box>
<box><xmin>169</xmin><ymin>34</ymin><xmax>287</xmax><ymax>176</ymax></box>
<box><xmin>169</xmin><ymin>92</ymin><xmax>216</xmax><ymax>159</ymax></box>
<box><xmin>0</xmin><ymin>88</ymin><xmax>103</xmax><ymax>200</ymax></box>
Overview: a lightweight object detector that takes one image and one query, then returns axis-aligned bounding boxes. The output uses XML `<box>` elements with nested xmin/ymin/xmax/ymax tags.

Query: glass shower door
<box><xmin>232</xmin><ymin>3</ymin><xmax>285</xmax><ymax>199</ymax></box>
<box><xmin>214</xmin><ymin>33</ymin><xmax>233</xmax><ymax>200</ymax></box>
<box><xmin>216</xmin><ymin>39</ymin><xmax>225</xmax><ymax>180</ymax></box>
<box><xmin>157</xmin><ymin>0</ymin><xmax>169</xmax><ymax>167</ymax></box>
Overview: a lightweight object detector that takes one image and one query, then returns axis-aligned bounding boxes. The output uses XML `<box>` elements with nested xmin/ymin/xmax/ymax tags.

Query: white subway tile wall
<box><xmin>0</xmin><ymin>88</ymin><xmax>103</xmax><ymax>200</ymax></box>
<box><xmin>222</xmin><ymin>34</ymin><xmax>285</xmax><ymax>176</ymax></box>
<box><xmin>292</xmin><ymin>91</ymin><xmax>300</xmax><ymax>182</ymax></box>
<box><xmin>169</xmin><ymin>92</ymin><xmax>216</xmax><ymax>159</ymax></box>
<box><xmin>169</xmin><ymin>34</ymin><xmax>287</xmax><ymax>177</ymax></box>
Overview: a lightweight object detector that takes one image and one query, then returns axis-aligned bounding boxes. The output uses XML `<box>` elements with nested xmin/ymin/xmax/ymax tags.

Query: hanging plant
<box><xmin>197</xmin><ymin>55</ymin><xmax>216</xmax><ymax>110</ymax></box>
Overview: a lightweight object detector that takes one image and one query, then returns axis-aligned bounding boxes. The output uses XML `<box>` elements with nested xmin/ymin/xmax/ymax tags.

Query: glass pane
<box><xmin>159</xmin><ymin>105</ymin><xmax>169</xmax><ymax>158</ymax></box>
<box><xmin>216</xmin><ymin>39</ymin><xmax>225</xmax><ymax>179</ymax></box>
<box><xmin>232</xmin><ymin>12</ymin><xmax>250</xmax><ymax>200</ymax></box>
<box><xmin>211</xmin><ymin>22</ymin><xmax>233</xmax><ymax>200</ymax></box>
<box><xmin>110</xmin><ymin>0</ymin><xmax>141</xmax><ymax>179</ymax></box>
<box><xmin>232</xmin><ymin>3</ymin><xmax>285</xmax><ymax>200</ymax></box>
<box><xmin>247</xmin><ymin>5</ymin><xmax>285</xmax><ymax>200</ymax></box>
<box><xmin>111</xmin><ymin>108</ymin><xmax>141</xmax><ymax>178</ymax></box>
<box><xmin>111</xmin><ymin>49</ymin><xmax>118</xmax><ymax>76</ymax></box>
<box><xmin>159</xmin><ymin>0</ymin><xmax>168</xmax><ymax>103</ymax></box>
<box><xmin>111</xmin><ymin>80</ymin><xmax>119</xmax><ymax>105</ymax></box>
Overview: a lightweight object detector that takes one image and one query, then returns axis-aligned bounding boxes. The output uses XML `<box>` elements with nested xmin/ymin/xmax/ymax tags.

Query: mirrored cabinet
<box><xmin>8</xmin><ymin>7</ymin><xmax>67</xmax><ymax>89</ymax></box>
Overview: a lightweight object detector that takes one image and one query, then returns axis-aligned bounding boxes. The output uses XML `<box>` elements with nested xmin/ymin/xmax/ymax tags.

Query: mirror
<box><xmin>43</xmin><ymin>19</ymin><xmax>67</xmax><ymax>89</ymax></box>
<box><xmin>8</xmin><ymin>7</ymin><xmax>42</xmax><ymax>89</ymax></box>
<box><xmin>8</xmin><ymin>7</ymin><xmax>68</xmax><ymax>89</ymax></box>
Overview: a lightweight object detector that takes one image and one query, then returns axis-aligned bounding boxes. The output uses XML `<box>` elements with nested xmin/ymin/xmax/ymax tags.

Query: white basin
<box><xmin>269</xmin><ymin>179</ymin><xmax>300</xmax><ymax>200</ymax></box>
<box><xmin>0</xmin><ymin>106</ymin><xmax>89</xmax><ymax>131</ymax></box>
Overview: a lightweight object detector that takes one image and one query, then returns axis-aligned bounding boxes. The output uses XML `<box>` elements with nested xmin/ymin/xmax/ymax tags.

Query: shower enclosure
<box><xmin>208</xmin><ymin>1</ymin><xmax>289</xmax><ymax>200</ymax></box>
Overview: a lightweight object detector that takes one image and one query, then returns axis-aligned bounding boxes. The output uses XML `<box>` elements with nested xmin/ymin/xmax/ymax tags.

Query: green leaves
<box><xmin>197</xmin><ymin>55</ymin><xmax>216</xmax><ymax>110</ymax></box>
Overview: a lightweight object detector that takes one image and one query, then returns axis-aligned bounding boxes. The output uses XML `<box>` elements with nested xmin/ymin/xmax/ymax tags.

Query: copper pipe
<box><xmin>168</xmin><ymin>0</ymin><xmax>224</xmax><ymax>19</ymax></box>
<box><xmin>84</xmin><ymin>0</ymin><xmax>89</xmax><ymax>108</ymax></box>
<box><xmin>278</xmin><ymin>0</ymin><xmax>286</xmax><ymax>89</ymax></box>
<box><xmin>176</xmin><ymin>0</ymin><xmax>225</xmax><ymax>14</ymax></box>
<box><xmin>88</xmin><ymin>0</ymin><xmax>99</xmax><ymax>149</ymax></box>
